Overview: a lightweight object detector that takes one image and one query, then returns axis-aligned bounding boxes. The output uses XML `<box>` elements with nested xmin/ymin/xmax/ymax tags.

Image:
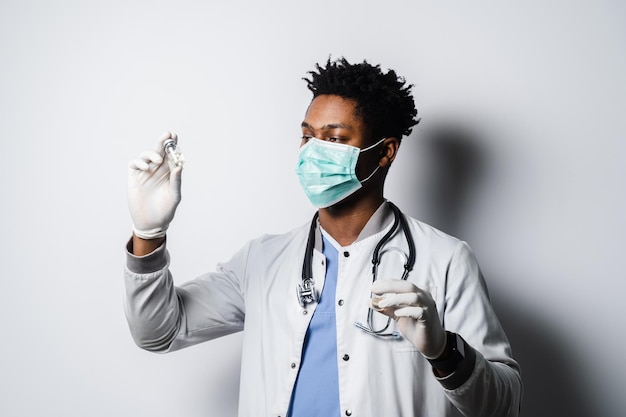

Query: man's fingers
<box><xmin>128</xmin><ymin>158</ymin><xmax>150</xmax><ymax>171</ymax></box>
<box><xmin>371</xmin><ymin>279</ymin><xmax>417</xmax><ymax>295</ymax></box>
<box><xmin>394</xmin><ymin>306</ymin><xmax>426</xmax><ymax>321</ymax></box>
<box><xmin>137</xmin><ymin>150</ymin><xmax>164</xmax><ymax>165</ymax></box>
<box><xmin>129</xmin><ymin>151</ymin><xmax>162</xmax><ymax>171</ymax></box>
<box><xmin>374</xmin><ymin>292</ymin><xmax>419</xmax><ymax>309</ymax></box>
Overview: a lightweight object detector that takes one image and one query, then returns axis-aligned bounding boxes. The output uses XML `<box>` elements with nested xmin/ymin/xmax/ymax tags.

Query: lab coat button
<box><xmin>343</xmin><ymin>354</ymin><xmax>350</xmax><ymax>361</ymax></box>
<box><xmin>338</xmin><ymin>299</ymin><xmax>344</xmax><ymax>306</ymax></box>
<box><xmin>302</xmin><ymin>309</ymin><xmax>308</xmax><ymax>315</ymax></box>
<box><xmin>343</xmin><ymin>251</ymin><xmax>350</xmax><ymax>257</ymax></box>
<box><xmin>345</xmin><ymin>410</ymin><xmax>352</xmax><ymax>416</ymax></box>
<box><xmin>290</xmin><ymin>362</ymin><xmax>297</xmax><ymax>369</ymax></box>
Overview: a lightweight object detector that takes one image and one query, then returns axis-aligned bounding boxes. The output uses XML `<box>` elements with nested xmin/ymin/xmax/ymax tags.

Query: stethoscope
<box><xmin>297</xmin><ymin>201</ymin><xmax>416</xmax><ymax>337</ymax></box>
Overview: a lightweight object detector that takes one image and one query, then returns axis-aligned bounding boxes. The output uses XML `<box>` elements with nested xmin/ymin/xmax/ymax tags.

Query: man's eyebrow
<box><xmin>301</xmin><ymin>121</ymin><xmax>353</xmax><ymax>130</ymax></box>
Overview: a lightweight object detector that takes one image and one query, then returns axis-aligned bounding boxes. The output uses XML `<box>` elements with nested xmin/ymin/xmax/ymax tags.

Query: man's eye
<box><xmin>328</xmin><ymin>137</ymin><xmax>339</xmax><ymax>142</ymax></box>
<box><xmin>301</xmin><ymin>136</ymin><xmax>312</xmax><ymax>142</ymax></box>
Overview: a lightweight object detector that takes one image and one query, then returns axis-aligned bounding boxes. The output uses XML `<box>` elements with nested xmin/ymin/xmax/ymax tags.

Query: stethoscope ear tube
<box><xmin>372</xmin><ymin>203</ymin><xmax>401</xmax><ymax>275</ymax></box>
<box><xmin>298</xmin><ymin>212</ymin><xmax>320</xmax><ymax>307</ymax></box>
<box><xmin>395</xmin><ymin>203</ymin><xmax>416</xmax><ymax>273</ymax></box>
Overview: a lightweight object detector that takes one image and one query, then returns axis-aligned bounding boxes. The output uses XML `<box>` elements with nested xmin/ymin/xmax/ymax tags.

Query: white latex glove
<box><xmin>127</xmin><ymin>132</ymin><xmax>183</xmax><ymax>239</ymax></box>
<box><xmin>370</xmin><ymin>280</ymin><xmax>447</xmax><ymax>359</ymax></box>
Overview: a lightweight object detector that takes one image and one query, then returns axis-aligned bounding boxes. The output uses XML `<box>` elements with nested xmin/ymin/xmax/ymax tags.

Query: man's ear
<box><xmin>379</xmin><ymin>137</ymin><xmax>400</xmax><ymax>168</ymax></box>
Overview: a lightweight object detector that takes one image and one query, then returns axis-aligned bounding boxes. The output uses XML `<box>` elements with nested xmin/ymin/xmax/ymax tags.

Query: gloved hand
<box><xmin>370</xmin><ymin>280</ymin><xmax>447</xmax><ymax>359</ymax></box>
<box><xmin>128</xmin><ymin>132</ymin><xmax>183</xmax><ymax>239</ymax></box>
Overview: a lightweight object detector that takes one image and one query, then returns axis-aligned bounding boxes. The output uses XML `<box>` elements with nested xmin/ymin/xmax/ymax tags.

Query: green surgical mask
<box><xmin>295</xmin><ymin>137</ymin><xmax>385</xmax><ymax>208</ymax></box>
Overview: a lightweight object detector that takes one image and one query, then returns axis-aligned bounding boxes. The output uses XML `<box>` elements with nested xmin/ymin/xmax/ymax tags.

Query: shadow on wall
<box><xmin>492</xmin><ymin>292</ymin><xmax>594</xmax><ymax>417</ymax></box>
<box><xmin>410</xmin><ymin>125</ymin><xmax>486</xmax><ymax>239</ymax></box>
<box><xmin>411</xmin><ymin>124</ymin><xmax>593</xmax><ymax>417</ymax></box>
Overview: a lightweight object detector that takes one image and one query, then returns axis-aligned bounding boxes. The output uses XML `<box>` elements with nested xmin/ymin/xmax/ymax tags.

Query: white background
<box><xmin>1</xmin><ymin>1</ymin><xmax>624</xmax><ymax>416</ymax></box>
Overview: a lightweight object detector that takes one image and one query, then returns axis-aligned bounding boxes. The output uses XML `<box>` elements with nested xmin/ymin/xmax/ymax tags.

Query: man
<box><xmin>125</xmin><ymin>58</ymin><xmax>522</xmax><ymax>417</ymax></box>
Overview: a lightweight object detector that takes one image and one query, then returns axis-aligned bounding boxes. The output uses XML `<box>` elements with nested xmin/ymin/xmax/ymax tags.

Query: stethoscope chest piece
<box><xmin>296</xmin><ymin>279</ymin><xmax>317</xmax><ymax>308</ymax></box>
<box><xmin>296</xmin><ymin>278</ymin><xmax>318</xmax><ymax>307</ymax></box>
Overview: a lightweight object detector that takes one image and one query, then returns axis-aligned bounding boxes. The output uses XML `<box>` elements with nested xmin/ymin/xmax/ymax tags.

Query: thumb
<box><xmin>169</xmin><ymin>165</ymin><xmax>183</xmax><ymax>198</ymax></box>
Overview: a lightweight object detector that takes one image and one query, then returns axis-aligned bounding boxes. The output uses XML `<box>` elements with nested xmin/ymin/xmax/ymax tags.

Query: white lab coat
<box><xmin>124</xmin><ymin>203</ymin><xmax>522</xmax><ymax>417</ymax></box>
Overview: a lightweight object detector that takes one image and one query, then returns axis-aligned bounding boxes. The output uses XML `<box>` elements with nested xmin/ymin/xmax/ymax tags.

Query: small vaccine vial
<box><xmin>163</xmin><ymin>138</ymin><xmax>185</xmax><ymax>170</ymax></box>
<box><xmin>371</xmin><ymin>295</ymin><xmax>386</xmax><ymax>311</ymax></box>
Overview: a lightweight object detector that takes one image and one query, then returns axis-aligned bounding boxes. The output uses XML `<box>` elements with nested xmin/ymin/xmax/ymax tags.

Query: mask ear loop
<box><xmin>360</xmin><ymin>165</ymin><xmax>380</xmax><ymax>183</ymax></box>
<box><xmin>358</xmin><ymin>137</ymin><xmax>387</xmax><ymax>184</ymax></box>
<box><xmin>359</xmin><ymin>137</ymin><xmax>387</xmax><ymax>153</ymax></box>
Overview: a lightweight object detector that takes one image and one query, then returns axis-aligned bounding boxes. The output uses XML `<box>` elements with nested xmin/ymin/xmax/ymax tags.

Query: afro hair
<box><xmin>304</xmin><ymin>57</ymin><xmax>420</xmax><ymax>142</ymax></box>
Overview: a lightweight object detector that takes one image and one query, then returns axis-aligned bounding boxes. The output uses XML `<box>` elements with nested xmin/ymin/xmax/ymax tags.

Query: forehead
<box><xmin>303</xmin><ymin>95</ymin><xmax>364</xmax><ymax>131</ymax></box>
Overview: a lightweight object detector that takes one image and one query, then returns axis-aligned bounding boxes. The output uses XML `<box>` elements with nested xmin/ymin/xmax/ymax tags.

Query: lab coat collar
<box><xmin>314</xmin><ymin>201</ymin><xmax>395</xmax><ymax>251</ymax></box>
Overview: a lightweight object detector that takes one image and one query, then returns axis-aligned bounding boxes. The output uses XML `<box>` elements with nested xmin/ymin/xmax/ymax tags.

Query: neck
<box><xmin>318</xmin><ymin>194</ymin><xmax>385</xmax><ymax>246</ymax></box>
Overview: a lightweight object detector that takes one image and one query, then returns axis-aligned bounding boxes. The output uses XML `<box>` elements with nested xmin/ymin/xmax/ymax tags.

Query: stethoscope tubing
<box><xmin>298</xmin><ymin>202</ymin><xmax>416</xmax><ymax>316</ymax></box>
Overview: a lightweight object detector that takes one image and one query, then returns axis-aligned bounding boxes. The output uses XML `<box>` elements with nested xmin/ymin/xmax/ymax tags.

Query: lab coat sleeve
<box><xmin>124</xmin><ymin>238</ymin><xmax>246</xmax><ymax>352</ymax></box>
<box><xmin>439</xmin><ymin>242</ymin><xmax>523</xmax><ymax>417</ymax></box>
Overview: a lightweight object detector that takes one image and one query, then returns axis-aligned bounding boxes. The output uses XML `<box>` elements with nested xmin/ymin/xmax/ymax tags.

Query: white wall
<box><xmin>1</xmin><ymin>1</ymin><xmax>624</xmax><ymax>416</ymax></box>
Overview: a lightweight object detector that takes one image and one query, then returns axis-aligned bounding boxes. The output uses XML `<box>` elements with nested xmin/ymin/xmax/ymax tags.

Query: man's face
<box><xmin>300</xmin><ymin>94</ymin><xmax>370</xmax><ymax>148</ymax></box>
<box><xmin>300</xmin><ymin>95</ymin><xmax>381</xmax><ymax>181</ymax></box>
